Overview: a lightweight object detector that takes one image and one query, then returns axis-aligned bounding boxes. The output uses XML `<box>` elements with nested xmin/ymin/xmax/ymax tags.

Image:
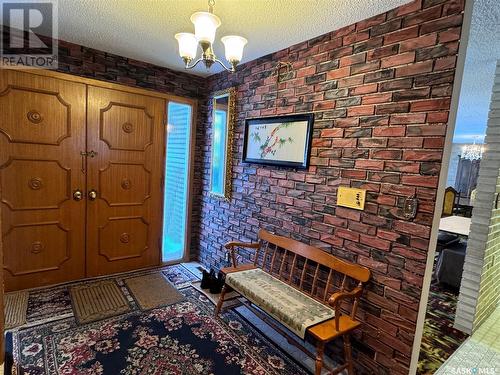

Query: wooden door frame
<box><xmin>160</xmin><ymin>99</ymin><xmax>198</xmax><ymax>266</ymax></box>
<box><xmin>408</xmin><ymin>0</ymin><xmax>474</xmax><ymax>372</ymax></box>
<box><xmin>1</xmin><ymin>68</ymin><xmax>198</xmax><ymax>272</ymax></box>
<box><xmin>0</xmin><ymin>209</ymin><xmax>4</xmax><ymax>366</ymax></box>
<box><xmin>3</xmin><ymin>68</ymin><xmax>198</xmax><ymax>105</ymax></box>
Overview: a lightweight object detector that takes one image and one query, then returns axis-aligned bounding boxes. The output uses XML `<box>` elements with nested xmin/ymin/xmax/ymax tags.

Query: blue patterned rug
<box><xmin>6</xmin><ymin>287</ymin><xmax>309</xmax><ymax>375</ymax></box>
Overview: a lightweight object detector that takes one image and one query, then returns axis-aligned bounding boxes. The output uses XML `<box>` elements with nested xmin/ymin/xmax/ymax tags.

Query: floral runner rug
<box><xmin>225</xmin><ymin>268</ymin><xmax>335</xmax><ymax>339</ymax></box>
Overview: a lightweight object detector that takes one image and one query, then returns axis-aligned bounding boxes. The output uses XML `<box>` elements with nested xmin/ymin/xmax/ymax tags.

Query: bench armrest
<box><xmin>224</xmin><ymin>241</ymin><xmax>260</xmax><ymax>267</ymax></box>
<box><xmin>328</xmin><ymin>287</ymin><xmax>363</xmax><ymax>306</ymax></box>
<box><xmin>224</xmin><ymin>241</ymin><xmax>260</xmax><ymax>249</ymax></box>
<box><xmin>328</xmin><ymin>287</ymin><xmax>363</xmax><ymax>331</ymax></box>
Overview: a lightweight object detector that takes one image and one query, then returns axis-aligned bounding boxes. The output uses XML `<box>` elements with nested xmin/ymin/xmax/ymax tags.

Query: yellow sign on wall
<box><xmin>337</xmin><ymin>186</ymin><xmax>366</xmax><ymax>210</ymax></box>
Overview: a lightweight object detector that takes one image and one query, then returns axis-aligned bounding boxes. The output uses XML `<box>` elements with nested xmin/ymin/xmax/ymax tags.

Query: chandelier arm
<box><xmin>184</xmin><ymin>57</ymin><xmax>205</xmax><ymax>70</ymax></box>
<box><xmin>215</xmin><ymin>58</ymin><xmax>235</xmax><ymax>73</ymax></box>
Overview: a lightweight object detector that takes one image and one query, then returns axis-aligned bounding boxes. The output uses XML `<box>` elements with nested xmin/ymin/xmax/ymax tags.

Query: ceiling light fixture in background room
<box><xmin>461</xmin><ymin>139</ymin><xmax>484</xmax><ymax>161</ymax></box>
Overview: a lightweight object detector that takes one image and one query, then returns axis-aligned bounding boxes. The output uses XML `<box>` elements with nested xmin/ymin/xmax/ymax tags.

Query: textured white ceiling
<box><xmin>43</xmin><ymin>0</ymin><xmax>411</xmax><ymax>76</ymax></box>
<box><xmin>454</xmin><ymin>0</ymin><xmax>500</xmax><ymax>143</ymax></box>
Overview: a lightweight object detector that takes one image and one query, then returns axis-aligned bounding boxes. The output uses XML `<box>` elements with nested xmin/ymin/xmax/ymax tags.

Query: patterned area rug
<box><xmin>417</xmin><ymin>283</ymin><xmax>469</xmax><ymax>374</ymax></box>
<box><xmin>6</xmin><ymin>287</ymin><xmax>309</xmax><ymax>375</ymax></box>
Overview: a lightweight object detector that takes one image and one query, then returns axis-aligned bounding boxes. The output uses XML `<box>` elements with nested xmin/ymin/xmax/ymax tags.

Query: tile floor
<box><xmin>435</xmin><ymin>306</ymin><xmax>500</xmax><ymax>374</ymax></box>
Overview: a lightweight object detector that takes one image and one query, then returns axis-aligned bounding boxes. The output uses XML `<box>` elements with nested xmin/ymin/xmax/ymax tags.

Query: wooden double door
<box><xmin>0</xmin><ymin>70</ymin><xmax>166</xmax><ymax>291</ymax></box>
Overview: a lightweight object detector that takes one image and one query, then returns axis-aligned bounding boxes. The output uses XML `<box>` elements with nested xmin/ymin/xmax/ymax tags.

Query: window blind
<box><xmin>162</xmin><ymin>102</ymin><xmax>192</xmax><ymax>262</ymax></box>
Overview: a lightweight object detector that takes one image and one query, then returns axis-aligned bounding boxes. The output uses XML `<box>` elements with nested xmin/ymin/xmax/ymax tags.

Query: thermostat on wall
<box><xmin>337</xmin><ymin>186</ymin><xmax>366</xmax><ymax>210</ymax></box>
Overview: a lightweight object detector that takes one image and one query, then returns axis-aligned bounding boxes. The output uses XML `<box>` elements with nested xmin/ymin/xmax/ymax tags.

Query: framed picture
<box><xmin>242</xmin><ymin>114</ymin><xmax>314</xmax><ymax>169</ymax></box>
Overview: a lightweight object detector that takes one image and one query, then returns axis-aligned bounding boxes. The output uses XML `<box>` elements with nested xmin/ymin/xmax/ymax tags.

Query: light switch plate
<box><xmin>337</xmin><ymin>186</ymin><xmax>366</xmax><ymax>210</ymax></box>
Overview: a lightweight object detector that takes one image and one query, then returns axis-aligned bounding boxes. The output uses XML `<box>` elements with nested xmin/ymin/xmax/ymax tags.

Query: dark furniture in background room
<box><xmin>434</xmin><ymin>241</ymin><xmax>467</xmax><ymax>290</ymax></box>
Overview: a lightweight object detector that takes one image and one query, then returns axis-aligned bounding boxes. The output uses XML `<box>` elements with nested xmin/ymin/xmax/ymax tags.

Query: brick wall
<box><xmin>41</xmin><ymin>30</ymin><xmax>206</xmax><ymax>99</ymax></box>
<box><xmin>194</xmin><ymin>1</ymin><xmax>465</xmax><ymax>373</ymax></box>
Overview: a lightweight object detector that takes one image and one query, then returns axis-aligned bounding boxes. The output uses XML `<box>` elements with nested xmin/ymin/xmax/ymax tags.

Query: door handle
<box><xmin>73</xmin><ymin>189</ymin><xmax>83</xmax><ymax>201</ymax></box>
<box><xmin>88</xmin><ymin>189</ymin><xmax>97</xmax><ymax>201</ymax></box>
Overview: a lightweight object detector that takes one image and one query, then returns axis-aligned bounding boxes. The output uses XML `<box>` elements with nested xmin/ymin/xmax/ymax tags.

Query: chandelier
<box><xmin>461</xmin><ymin>142</ymin><xmax>484</xmax><ymax>161</ymax></box>
<box><xmin>174</xmin><ymin>0</ymin><xmax>247</xmax><ymax>73</ymax></box>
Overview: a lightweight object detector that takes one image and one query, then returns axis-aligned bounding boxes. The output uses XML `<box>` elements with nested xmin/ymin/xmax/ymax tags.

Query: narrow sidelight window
<box><xmin>162</xmin><ymin>101</ymin><xmax>193</xmax><ymax>262</ymax></box>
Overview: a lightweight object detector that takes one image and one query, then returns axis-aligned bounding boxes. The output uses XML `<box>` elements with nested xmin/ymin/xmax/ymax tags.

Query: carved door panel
<box><xmin>0</xmin><ymin>70</ymin><xmax>86</xmax><ymax>291</ymax></box>
<box><xmin>86</xmin><ymin>86</ymin><xmax>164</xmax><ymax>276</ymax></box>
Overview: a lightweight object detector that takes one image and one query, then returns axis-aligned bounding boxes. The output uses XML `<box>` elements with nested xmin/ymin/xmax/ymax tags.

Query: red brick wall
<box><xmin>194</xmin><ymin>0</ymin><xmax>465</xmax><ymax>373</ymax></box>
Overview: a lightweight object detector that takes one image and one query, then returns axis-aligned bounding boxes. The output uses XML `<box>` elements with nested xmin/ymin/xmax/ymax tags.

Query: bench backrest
<box><xmin>252</xmin><ymin>229</ymin><xmax>371</xmax><ymax>304</ymax></box>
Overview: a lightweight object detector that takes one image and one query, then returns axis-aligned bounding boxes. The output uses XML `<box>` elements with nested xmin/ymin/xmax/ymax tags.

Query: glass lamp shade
<box><xmin>221</xmin><ymin>35</ymin><xmax>247</xmax><ymax>63</ymax></box>
<box><xmin>175</xmin><ymin>33</ymin><xmax>198</xmax><ymax>60</ymax></box>
<box><xmin>190</xmin><ymin>12</ymin><xmax>221</xmax><ymax>44</ymax></box>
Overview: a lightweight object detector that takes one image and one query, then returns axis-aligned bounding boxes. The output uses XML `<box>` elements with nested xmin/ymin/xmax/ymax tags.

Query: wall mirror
<box><xmin>210</xmin><ymin>87</ymin><xmax>236</xmax><ymax>200</ymax></box>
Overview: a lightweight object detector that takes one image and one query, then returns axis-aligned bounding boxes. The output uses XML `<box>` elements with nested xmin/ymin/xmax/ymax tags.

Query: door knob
<box><xmin>88</xmin><ymin>189</ymin><xmax>97</xmax><ymax>200</ymax></box>
<box><xmin>73</xmin><ymin>189</ymin><xmax>83</xmax><ymax>201</ymax></box>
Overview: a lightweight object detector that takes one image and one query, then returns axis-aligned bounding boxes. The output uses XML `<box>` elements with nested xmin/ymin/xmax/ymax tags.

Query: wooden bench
<box><xmin>215</xmin><ymin>229</ymin><xmax>371</xmax><ymax>375</ymax></box>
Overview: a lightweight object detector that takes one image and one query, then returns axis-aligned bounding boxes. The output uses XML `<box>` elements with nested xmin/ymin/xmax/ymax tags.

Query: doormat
<box><xmin>4</xmin><ymin>291</ymin><xmax>28</xmax><ymax>329</ymax></box>
<box><xmin>125</xmin><ymin>273</ymin><xmax>184</xmax><ymax>310</ymax></box>
<box><xmin>70</xmin><ymin>280</ymin><xmax>130</xmax><ymax>324</ymax></box>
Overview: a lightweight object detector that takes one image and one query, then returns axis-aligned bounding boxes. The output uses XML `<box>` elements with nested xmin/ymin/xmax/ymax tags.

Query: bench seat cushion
<box><xmin>225</xmin><ymin>268</ymin><xmax>335</xmax><ymax>339</ymax></box>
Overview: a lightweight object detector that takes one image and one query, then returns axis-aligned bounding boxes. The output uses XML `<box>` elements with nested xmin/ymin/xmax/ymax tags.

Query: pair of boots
<box><xmin>200</xmin><ymin>269</ymin><xmax>225</xmax><ymax>294</ymax></box>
